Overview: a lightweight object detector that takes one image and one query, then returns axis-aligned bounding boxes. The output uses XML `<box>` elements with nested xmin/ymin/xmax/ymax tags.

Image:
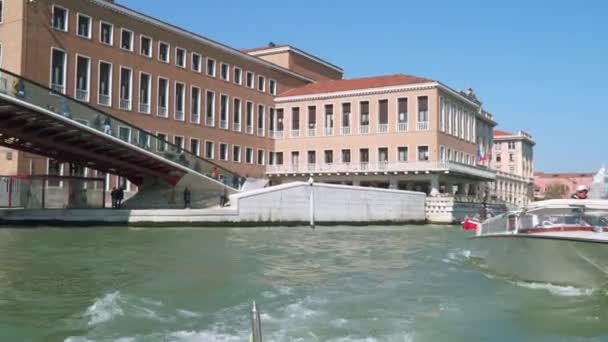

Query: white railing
<box><xmin>206</xmin><ymin>117</ymin><xmax>215</xmax><ymax>126</ymax></box>
<box><xmin>98</xmin><ymin>94</ymin><xmax>111</xmax><ymax>106</ymax></box>
<box><xmin>291</xmin><ymin>129</ymin><xmax>300</xmax><ymax>138</ymax></box>
<box><xmin>139</xmin><ymin>103</ymin><xmax>150</xmax><ymax>114</ymax></box>
<box><xmin>377</xmin><ymin>124</ymin><xmax>388</xmax><ymax>133</ymax></box>
<box><xmin>76</xmin><ymin>89</ymin><xmax>89</xmax><ymax>102</ymax></box>
<box><xmin>220</xmin><ymin>120</ymin><xmax>228</xmax><ymax>129</ymax></box>
<box><xmin>51</xmin><ymin>83</ymin><xmax>65</xmax><ymax>94</ymax></box>
<box><xmin>308</xmin><ymin>128</ymin><xmax>316</xmax><ymax>137</ymax></box>
<box><xmin>417</xmin><ymin>121</ymin><xmax>429</xmax><ymax>131</ymax></box>
<box><xmin>233</xmin><ymin>123</ymin><xmax>241</xmax><ymax>132</ymax></box>
<box><xmin>397</xmin><ymin>122</ymin><xmax>408</xmax><ymax>132</ymax></box>
<box><xmin>342</xmin><ymin>127</ymin><xmax>351</xmax><ymax>135</ymax></box>
<box><xmin>158</xmin><ymin>106</ymin><xmax>168</xmax><ymax>117</ymax></box>
<box><xmin>257</xmin><ymin>128</ymin><xmax>265</xmax><ymax>136</ymax></box>
<box><xmin>119</xmin><ymin>98</ymin><xmax>131</xmax><ymax>111</ymax></box>
<box><xmin>267</xmin><ymin>160</ymin><xmax>497</xmax><ymax>179</ymax></box>
<box><xmin>324</xmin><ymin>127</ymin><xmax>333</xmax><ymax>136</ymax></box>
<box><xmin>246</xmin><ymin>125</ymin><xmax>254</xmax><ymax>134</ymax></box>
<box><xmin>359</xmin><ymin>125</ymin><xmax>369</xmax><ymax>134</ymax></box>
<box><xmin>175</xmin><ymin>110</ymin><xmax>185</xmax><ymax>121</ymax></box>
<box><xmin>190</xmin><ymin>113</ymin><xmax>200</xmax><ymax>124</ymax></box>
<box><xmin>270</xmin><ymin>130</ymin><xmax>284</xmax><ymax>139</ymax></box>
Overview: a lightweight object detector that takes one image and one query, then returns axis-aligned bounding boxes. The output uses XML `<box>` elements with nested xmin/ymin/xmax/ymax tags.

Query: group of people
<box><xmin>110</xmin><ymin>187</ymin><xmax>125</xmax><ymax>209</ymax></box>
<box><xmin>211</xmin><ymin>167</ymin><xmax>246</xmax><ymax>190</ymax></box>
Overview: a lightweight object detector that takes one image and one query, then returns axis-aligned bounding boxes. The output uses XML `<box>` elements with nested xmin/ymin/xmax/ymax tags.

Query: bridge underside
<box><xmin>0</xmin><ymin>99</ymin><xmax>185</xmax><ymax>186</ymax></box>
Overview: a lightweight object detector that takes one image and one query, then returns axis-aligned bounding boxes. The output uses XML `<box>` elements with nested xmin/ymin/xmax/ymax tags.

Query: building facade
<box><xmin>489</xmin><ymin>130</ymin><xmax>535</xmax><ymax>206</ymax></box>
<box><xmin>534</xmin><ymin>172</ymin><xmax>593</xmax><ymax>200</ymax></box>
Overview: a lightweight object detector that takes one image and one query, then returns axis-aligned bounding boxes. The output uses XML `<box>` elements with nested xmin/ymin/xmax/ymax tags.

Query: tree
<box><xmin>543</xmin><ymin>183</ymin><xmax>569</xmax><ymax>199</ymax></box>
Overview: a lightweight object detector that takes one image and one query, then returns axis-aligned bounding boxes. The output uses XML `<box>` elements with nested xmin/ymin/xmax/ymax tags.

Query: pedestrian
<box><xmin>240</xmin><ymin>175</ymin><xmax>247</xmax><ymax>189</ymax></box>
<box><xmin>117</xmin><ymin>187</ymin><xmax>124</xmax><ymax>208</ymax></box>
<box><xmin>103</xmin><ymin>116</ymin><xmax>112</xmax><ymax>135</ymax></box>
<box><xmin>213</xmin><ymin>166</ymin><xmax>220</xmax><ymax>179</ymax></box>
<box><xmin>184</xmin><ymin>187</ymin><xmax>191</xmax><ymax>209</ymax></box>
<box><xmin>221</xmin><ymin>186</ymin><xmax>229</xmax><ymax>207</ymax></box>
<box><xmin>110</xmin><ymin>187</ymin><xmax>118</xmax><ymax>208</ymax></box>
<box><xmin>232</xmin><ymin>175</ymin><xmax>239</xmax><ymax>189</ymax></box>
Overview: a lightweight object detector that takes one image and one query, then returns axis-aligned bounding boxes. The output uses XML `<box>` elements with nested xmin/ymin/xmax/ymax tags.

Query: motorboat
<box><xmin>469</xmin><ymin>199</ymin><xmax>608</xmax><ymax>288</ymax></box>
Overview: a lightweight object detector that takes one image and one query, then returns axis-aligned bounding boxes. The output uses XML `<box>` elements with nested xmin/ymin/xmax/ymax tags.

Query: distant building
<box><xmin>489</xmin><ymin>129</ymin><xmax>535</xmax><ymax>207</ymax></box>
<box><xmin>534</xmin><ymin>172</ymin><xmax>594</xmax><ymax>199</ymax></box>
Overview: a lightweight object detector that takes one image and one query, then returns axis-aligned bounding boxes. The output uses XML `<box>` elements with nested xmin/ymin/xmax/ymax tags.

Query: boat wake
<box><xmin>508</xmin><ymin>280</ymin><xmax>597</xmax><ymax>297</ymax></box>
<box><xmin>442</xmin><ymin>248</ymin><xmax>471</xmax><ymax>264</ymax></box>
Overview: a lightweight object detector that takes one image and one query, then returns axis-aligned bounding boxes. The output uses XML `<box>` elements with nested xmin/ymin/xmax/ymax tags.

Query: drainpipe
<box><xmin>308</xmin><ymin>177</ymin><xmax>315</xmax><ymax>228</ymax></box>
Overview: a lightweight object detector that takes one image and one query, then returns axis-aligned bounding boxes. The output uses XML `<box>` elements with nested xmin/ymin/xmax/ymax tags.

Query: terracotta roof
<box><xmin>534</xmin><ymin>172</ymin><xmax>594</xmax><ymax>178</ymax></box>
<box><xmin>241</xmin><ymin>44</ymin><xmax>290</xmax><ymax>53</ymax></box>
<box><xmin>493</xmin><ymin>129</ymin><xmax>513</xmax><ymax>137</ymax></box>
<box><xmin>279</xmin><ymin>74</ymin><xmax>434</xmax><ymax>97</ymax></box>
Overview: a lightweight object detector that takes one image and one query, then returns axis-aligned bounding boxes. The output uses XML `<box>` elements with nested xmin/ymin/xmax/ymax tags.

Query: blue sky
<box><xmin>123</xmin><ymin>0</ymin><xmax>607</xmax><ymax>172</ymax></box>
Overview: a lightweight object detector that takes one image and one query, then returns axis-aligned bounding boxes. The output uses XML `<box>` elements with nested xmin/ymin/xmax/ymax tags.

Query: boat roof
<box><xmin>526</xmin><ymin>199</ymin><xmax>608</xmax><ymax>212</ymax></box>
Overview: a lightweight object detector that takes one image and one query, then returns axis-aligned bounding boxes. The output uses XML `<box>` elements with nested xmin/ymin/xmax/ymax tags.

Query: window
<box><xmin>378</xmin><ymin>99</ymin><xmax>389</xmax><ymax>132</ymax></box>
<box><xmin>220</xmin><ymin>63</ymin><xmax>230</xmax><ymax>81</ymax></box>
<box><xmin>342</xmin><ymin>103</ymin><xmax>351</xmax><ymax>128</ymax></box>
<box><xmin>176</xmin><ymin>48</ymin><xmax>186</xmax><ymax>68</ymax></box>
<box><xmin>417</xmin><ymin>146</ymin><xmax>429</xmax><ymax>161</ymax></box>
<box><xmin>398</xmin><ymin>98</ymin><xmax>408</xmax><ymax>131</ymax></box>
<box><xmin>257</xmin><ymin>150</ymin><xmax>265</xmax><ymax>165</ymax></box>
<box><xmin>98</xmin><ymin>61</ymin><xmax>112</xmax><ymax>106</ymax></box>
<box><xmin>157</xmin><ymin>77</ymin><xmax>169</xmax><ymax>117</ymax></box>
<box><xmin>246</xmin><ymin>101</ymin><xmax>254</xmax><ymax>134</ymax></box>
<box><xmin>121</xmin><ymin>29</ymin><xmax>134</xmax><ymax>51</ymax></box>
<box><xmin>139</xmin><ymin>73</ymin><xmax>151</xmax><ymax>114</ymax></box>
<box><xmin>246</xmin><ymin>71</ymin><xmax>254</xmax><ymax>88</ymax></box>
<box><xmin>275</xmin><ymin>152</ymin><xmax>284</xmax><ymax>165</ymax></box>
<box><xmin>307</xmin><ymin>151</ymin><xmax>316</xmax><ymax>165</ymax></box>
<box><xmin>77</xmin><ymin>14</ymin><xmax>92</xmax><ymax>39</ymax></box>
<box><xmin>205</xmin><ymin>141</ymin><xmax>214</xmax><ymax>159</ymax></box>
<box><xmin>190</xmin><ymin>138</ymin><xmax>200</xmax><ymax>156</ymax></box>
<box><xmin>292</xmin><ymin>107</ymin><xmax>300</xmax><ymax>132</ymax></box>
<box><xmin>245</xmin><ymin>148</ymin><xmax>254</xmax><ymax>164</ymax></box>
<box><xmin>398</xmin><ymin>146</ymin><xmax>408</xmax><ymax>162</ymax></box>
<box><xmin>0</xmin><ymin>1</ymin><xmax>3</xmax><ymax>24</ymax></box>
<box><xmin>6</xmin><ymin>151</ymin><xmax>11</xmax><ymax>160</ymax></box>
<box><xmin>308</xmin><ymin>106</ymin><xmax>316</xmax><ymax>134</ymax></box>
<box><xmin>257</xmin><ymin>105</ymin><xmax>265</xmax><ymax>136</ymax></box>
<box><xmin>219</xmin><ymin>143</ymin><xmax>228</xmax><ymax>161</ymax></box>
<box><xmin>119</xmin><ymin>67</ymin><xmax>132</xmax><ymax>111</ymax></box>
<box><xmin>158</xmin><ymin>42</ymin><xmax>169</xmax><ymax>63</ymax></box>
<box><xmin>140</xmin><ymin>36</ymin><xmax>152</xmax><ymax>57</ymax></box>
<box><xmin>206</xmin><ymin>91</ymin><xmax>215</xmax><ymax>126</ymax></box>
<box><xmin>508</xmin><ymin>141</ymin><xmax>516</xmax><ymax>150</ymax></box>
<box><xmin>509</xmin><ymin>153</ymin><xmax>514</xmax><ymax>162</ymax></box>
<box><xmin>269</xmin><ymin>79</ymin><xmax>277</xmax><ymax>95</ymax></box>
<box><xmin>191</xmin><ymin>86</ymin><xmax>201</xmax><ymax>123</ymax></box>
<box><xmin>324</xmin><ymin>150</ymin><xmax>333</xmax><ymax>164</ymax></box>
<box><xmin>342</xmin><ymin>149</ymin><xmax>351</xmax><ymax>163</ymax></box>
<box><xmin>234</xmin><ymin>67</ymin><xmax>242</xmax><ymax>85</ymax></box>
<box><xmin>52</xmin><ymin>5</ymin><xmax>68</xmax><ymax>32</ymax></box>
<box><xmin>360</xmin><ymin>148</ymin><xmax>369</xmax><ymax>164</ymax></box>
<box><xmin>233</xmin><ymin>145</ymin><xmax>241</xmax><ymax>162</ymax></box>
<box><xmin>118</xmin><ymin>126</ymin><xmax>132</xmax><ymax>142</ymax></box>
<box><xmin>291</xmin><ymin>151</ymin><xmax>300</xmax><ymax>166</ymax></box>
<box><xmin>48</xmin><ymin>160</ymin><xmax>63</xmax><ymax>187</ymax></box>
<box><xmin>360</xmin><ymin>101</ymin><xmax>369</xmax><ymax>125</ymax></box>
<box><xmin>496</xmin><ymin>153</ymin><xmax>501</xmax><ymax>163</ymax></box>
<box><xmin>378</xmin><ymin>148</ymin><xmax>388</xmax><ymax>164</ymax></box>
<box><xmin>257</xmin><ymin>75</ymin><xmax>266</xmax><ymax>92</ymax></box>
<box><xmin>50</xmin><ymin>48</ymin><xmax>67</xmax><ymax>94</ymax></box>
<box><xmin>75</xmin><ymin>55</ymin><xmax>91</xmax><ymax>102</ymax></box>
<box><xmin>157</xmin><ymin>133</ymin><xmax>167</xmax><ymax>152</ymax></box>
<box><xmin>192</xmin><ymin>53</ymin><xmax>202</xmax><ymax>72</ymax></box>
<box><xmin>175</xmin><ymin>82</ymin><xmax>185</xmax><ymax>121</ymax></box>
<box><xmin>233</xmin><ymin>98</ymin><xmax>241</xmax><ymax>131</ymax></box>
<box><xmin>417</xmin><ymin>96</ymin><xmax>429</xmax><ymax>130</ymax></box>
<box><xmin>100</xmin><ymin>21</ymin><xmax>113</xmax><ymax>46</ymax></box>
<box><xmin>220</xmin><ymin>94</ymin><xmax>229</xmax><ymax>129</ymax></box>
<box><xmin>174</xmin><ymin>136</ymin><xmax>184</xmax><ymax>152</ymax></box>
<box><xmin>206</xmin><ymin>58</ymin><xmax>216</xmax><ymax>77</ymax></box>
<box><xmin>324</xmin><ymin>104</ymin><xmax>333</xmax><ymax>135</ymax></box>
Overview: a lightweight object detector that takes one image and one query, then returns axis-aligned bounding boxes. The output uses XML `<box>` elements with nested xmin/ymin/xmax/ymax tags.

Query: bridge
<box><xmin>0</xmin><ymin>69</ymin><xmax>240</xmax><ymax>209</ymax></box>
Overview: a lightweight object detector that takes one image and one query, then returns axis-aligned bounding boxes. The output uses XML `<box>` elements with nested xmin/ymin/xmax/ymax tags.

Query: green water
<box><xmin>0</xmin><ymin>225</ymin><xmax>607</xmax><ymax>342</ymax></box>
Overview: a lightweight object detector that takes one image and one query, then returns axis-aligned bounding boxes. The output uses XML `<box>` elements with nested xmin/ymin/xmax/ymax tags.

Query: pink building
<box><xmin>534</xmin><ymin>172</ymin><xmax>594</xmax><ymax>199</ymax></box>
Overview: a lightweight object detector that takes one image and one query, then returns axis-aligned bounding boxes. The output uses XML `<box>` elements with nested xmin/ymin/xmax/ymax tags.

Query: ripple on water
<box><xmin>509</xmin><ymin>280</ymin><xmax>597</xmax><ymax>297</ymax></box>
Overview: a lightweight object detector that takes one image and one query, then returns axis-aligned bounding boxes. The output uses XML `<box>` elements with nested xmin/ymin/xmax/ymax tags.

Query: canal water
<box><xmin>0</xmin><ymin>225</ymin><xmax>607</xmax><ymax>342</ymax></box>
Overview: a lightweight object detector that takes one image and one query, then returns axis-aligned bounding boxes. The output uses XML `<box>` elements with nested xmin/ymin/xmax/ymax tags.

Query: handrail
<box><xmin>0</xmin><ymin>68</ymin><xmax>241</xmax><ymax>187</ymax></box>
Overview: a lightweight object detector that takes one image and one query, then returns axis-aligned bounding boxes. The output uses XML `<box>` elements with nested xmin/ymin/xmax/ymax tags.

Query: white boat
<box><xmin>470</xmin><ymin>199</ymin><xmax>608</xmax><ymax>288</ymax></box>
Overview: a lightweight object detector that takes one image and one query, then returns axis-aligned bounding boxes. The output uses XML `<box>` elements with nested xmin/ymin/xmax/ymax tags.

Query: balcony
<box><xmin>257</xmin><ymin>127</ymin><xmax>265</xmax><ymax>136</ymax></box>
<box><xmin>342</xmin><ymin>126</ymin><xmax>351</xmax><ymax>135</ymax></box>
<box><xmin>139</xmin><ymin>103</ymin><xmax>150</xmax><ymax>114</ymax></box>
<box><xmin>246</xmin><ymin>125</ymin><xmax>253</xmax><ymax>134</ymax></box>
<box><xmin>397</xmin><ymin>122</ymin><xmax>408</xmax><ymax>132</ymax></box>
<box><xmin>76</xmin><ymin>89</ymin><xmax>89</xmax><ymax>102</ymax></box>
<box><xmin>324</xmin><ymin>127</ymin><xmax>333</xmax><ymax>136</ymax></box>
<box><xmin>377</xmin><ymin>123</ymin><xmax>388</xmax><ymax>133</ymax></box>
<box><xmin>220</xmin><ymin>120</ymin><xmax>228</xmax><ymax>129</ymax></box>
<box><xmin>291</xmin><ymin>129</ymin><xmax>300</xmax><ymax>138</ymax></box>
<box><xmin>158</xmin><ymin>106</ymin><xmax>168</xmax><ymax>117</ymax></box>
<box><xmin>417</xmin><ymin>121</ymin><xmax>429</xmax><ymax>131</ymax></box>
<box><xmin>175</xmin><ymin>110</ymin><xmax>185</xmax><ymax>121</ymax></box>
<box><xmin>359</xmin><ymin>125</ymin><xmax>369</xmax><ymax>134</ymax></box>
<box><xmin>51</xmin><ymin>83</ymin><xmax>65</xmax><ymax>94</ymax></box>
<box><xmin>98</xmin><ymin>94</ymin><xmax>111</xmax><ymax>107</ymax></box>
<box><xmin>233</xmin><ymin>123</ymin><xmax>241</xmax><ymax>132</ymax></box>
<box><xmin>266</xmin><ymin>160</ymin><xmax>497</xmax><ymax>180</ymax></box>
<box><xmin>308</xmin><ymin>128</ymin><xmax>316</xmax><ymax>137</ymax></box>
<box><xmin>205</xmin><ymin>117</ymin><xmax>214</xmax><ymax>127</ymax></box>
<box><xmin>119</xmin><ymin>98</ymin><xmax>131</xmax><ymax>111</ymax></box>
<box><xmin>270</xmin><ymin>130</ymin><xmax>284</xmax><ymax>139</ymax></box>
<box><xmin>190</xmin><ymin>113</ymin><xmax>200</xmax><ymax>124</ymax></box>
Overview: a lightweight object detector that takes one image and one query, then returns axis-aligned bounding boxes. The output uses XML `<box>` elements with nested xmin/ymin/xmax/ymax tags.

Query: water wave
<box><xmin>442</xmin><ymin>248</ymin><xmax>471</xmax><ymax>264</ymax></box>
<box><xmin>509</xmin><ymin>280</ymin><xmax>597</xmax><ymax>297</ymax></box>
<box><xmin>85</xmin><ymin>291</ymin><xmax>124</xmax><ymax>326</ymax></box>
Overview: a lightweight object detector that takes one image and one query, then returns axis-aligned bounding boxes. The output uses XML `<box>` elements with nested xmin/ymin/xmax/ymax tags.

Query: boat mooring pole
<box><xmin>308</xmin><ymin>177</ymin><xmax>315</xmax><ymax>229</ymax></box>
<box><xmin>251</xmin><ymin>301</ymin><xmax>263</xmax><ymax>342</ymax></box>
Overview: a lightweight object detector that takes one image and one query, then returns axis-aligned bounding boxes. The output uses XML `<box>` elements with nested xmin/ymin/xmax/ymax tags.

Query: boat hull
<box><xmin>470</xmin><ymin>234</ymin><xmax>608</xmax><ymax>288</ymax></box>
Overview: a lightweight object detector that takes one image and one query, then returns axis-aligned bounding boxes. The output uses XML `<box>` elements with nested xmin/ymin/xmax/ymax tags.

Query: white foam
<box><xmin>510</xmin><ymin>281</ymin><xmax>596</xmax><ymax>296</ymax></box>
<box><xmin>330</xmin><ymin>318</ymin><xmax>349</xmax><ymax>327</ymax></box>
<box><xmin>285</xmin><ymin>300</ymin><xmax>316</xmax><ymax>319</ymax></box>
<box><xmin>169</xmin><ymin>330</ymin><xmax>242</xmax><ymax>342</ymax></box>
<box><xmin>176</xmin><ymin>309</ymin><xmax>202</xmax><ymax>318</ymax></box>
<box><xmin>64</xmin><ymin>338</ymin><xmax>95</xmax><ymax>342</ymax></box>
<box><xmin>85</xmin><ymin>291</ymin><xmax>124</xmax><ymax>326</ymax></box>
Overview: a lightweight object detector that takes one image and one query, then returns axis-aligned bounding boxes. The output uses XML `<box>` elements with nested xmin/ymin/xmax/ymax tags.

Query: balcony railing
<box><xmin>291</xmin><ymin>129</ymin><xmax>300</xmax><ymax>138</ymax></box>
<box><xmin>417</xmin><ymin>121</ymin><xmax>429</xmax><ymax>131</ymax></box>
<box><xmin>76</xmin><ymin>89</ymin><xmax>89</xmax><ymax>102</ymax></box>
<box><xmin>119</xmin><ymin>98</ymin><xmax>131</xmax><ymax>111</ymax></box>
<box><xmin>377</xmin><ymin>124</ymin><xmax>388</xmax><ymax>133</ymax></box>
<box><xmin>397</xmin><ymin>122</ymin><xmax>408</xmax><ymax>132</ymax></box>
<box><xmin>342</xmin><ymin>126</ymin><xmax>351</xmax><ymax>135</ymax></box>
<box><xmin>359</xmin><ymin>125</ymin><xmax>369</xmax><ymax>134</ymax></box>
<box><xmin>246</xmin><ymin>125</ymin><xmax>253</xmax><ymax>134</ymax></box>
<box><xmin>308</xmin><ymin>128</ymin><xmax>316</xmax><ymax>137</ymax></box>
<box><xmin>190</xmin><ymin>114</ymin><xmax>200</xmax><ymax>124</ymax></box>
<box><xmin>257</xmin><ymin>127</ymin><xmax>265</xmax><ymax>136</ymax></box>
<box><xmin>51</xmin><ymin>83</ymin><xmax>65</xmax><ymax>94</ymax></box>
<box><xmin>205</xmin><ymin>116</ymin><xmax>214</xmax><ymax>126</ymax></box>
<box><xmin>158</xmin><ymin>106</ymin><xmax>168</xmax><ymax>117</ymax></box>
<box><xmin>220</xmin><ymin>120</ymin><xmax>228</xmax><ymax>129</ymax></box>
<box><xmin>267</xmin><ymin>160</ymin><xmax>497</xmax><ymax>180</ymax></box>
<box><xmin>175</xmin><ymin>110</ymin><xmax>185</xmax><ymax>121</ymax></box>
<box><xmin>270</xmin><ymin>130</ymin><xmax>284</xmax><ymax>139</ymax></box>
<box><xmin>324</xmin><ymin>127</ymin><xmax>333</xmax><ymax>136</ymax></box>
<box><xmin>139</xmin><ymin>103</ymin><xmax>150</xmax><ymax>114</ymax></box>
<box><xmin>233</xmin><ymin>123</ymin><xmax>241</xmax><ymax>132</ymax></box>
<box><xmin>98</xmin><ymin>94</ymin><xmax>111</xmax><ymax>106</ymax></box>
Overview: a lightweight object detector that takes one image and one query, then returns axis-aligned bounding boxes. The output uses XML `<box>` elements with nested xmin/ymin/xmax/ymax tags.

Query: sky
<box><xmin>122</xmin><ymin>0</ymin><xmax>608</xmax><ymax>173</ymax></box>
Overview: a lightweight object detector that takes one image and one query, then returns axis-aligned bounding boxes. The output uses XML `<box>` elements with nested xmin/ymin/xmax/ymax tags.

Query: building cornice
<box><xmin>86</xmin><ymin>0</ymin><xmax>314</xmax><ymax>83</ymax></box>
<box><xmin>248</xmin><ymin>46</ymin><xmax>344</xmax><ymax>73</ymax></box>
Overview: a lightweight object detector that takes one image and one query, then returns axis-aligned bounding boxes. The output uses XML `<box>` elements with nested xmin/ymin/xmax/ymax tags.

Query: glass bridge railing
<box><xmin>0</xmin><ymin>68</ymin><xmax>241</xmax><ymax>189</ymax></box>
